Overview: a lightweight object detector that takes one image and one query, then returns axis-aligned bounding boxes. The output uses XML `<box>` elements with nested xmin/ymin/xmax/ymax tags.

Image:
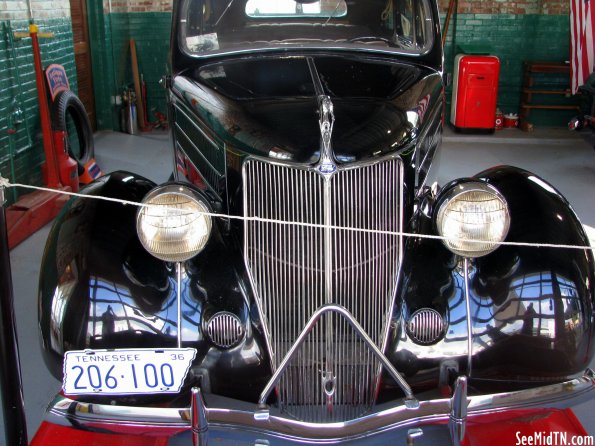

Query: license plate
<box><xmin>62</xmin><ymin>348</ymin><xmax>196</xmax><ymax>395</ymax></box>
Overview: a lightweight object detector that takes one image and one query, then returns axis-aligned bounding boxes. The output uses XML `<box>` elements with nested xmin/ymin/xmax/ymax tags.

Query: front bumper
<box><xmin>33</xmin><ymin>369</ymin><xmax>595</xmax><ymax>445</ymax></box>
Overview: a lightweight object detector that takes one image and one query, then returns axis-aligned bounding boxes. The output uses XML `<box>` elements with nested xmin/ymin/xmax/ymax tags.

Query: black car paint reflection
<box><xmin>471</xmin><ymin>265</ymin><xmax>592</xmax><ymax>379</ymax></box>
<box><xmin>39</xmin><ymin>172</ymin><xmax>271</xmax><ymax>402</ymax></box>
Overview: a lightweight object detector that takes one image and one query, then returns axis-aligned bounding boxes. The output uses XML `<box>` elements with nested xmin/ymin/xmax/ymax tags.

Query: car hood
<box><xmin>172</xmin><ymin>54</ymin><xmax>442</xmax><ymax>163</ymax></box>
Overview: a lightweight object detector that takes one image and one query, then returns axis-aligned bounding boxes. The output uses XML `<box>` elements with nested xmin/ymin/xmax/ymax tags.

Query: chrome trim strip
<box><xmin>174</xmin><ymin>103</ymin><xmax>222</xmax><ymax>162</ymax></box>
<box><xmin>45</xmin><ymin>370</ymin><xmax>595</xmax><ymax>442</ymax></box>
<box><xmin>242</xmin><ymin>153</ymin><xmax>403</xmax><ymax>173</ymax></box>
<box><xmin>322</xmin><ymin>174</ymin><xmax>334</xmax><ymax>410</ymax></box>
<box><xmin>407</xmin><ymin>428</ymin><xmax>424</xmax><ymax>444</ymax></box>
<box><xmin>177</xmin><ymin>262</ymin><xmax>183</xmax><ymax>348</ymax></box>
<box><xmin>414</xmin><ymin>101</ymin><xmax>443</xmax><ymax>193</ymax></box>
<box><xmin>377</xmin><ymin>158</ymin><xmax>405</xmax><ymax>394</ymax></box>
<box><xmin>316</xmin><ymin>95</ymin><xmax>336</xmax><ymax>410</ymax></box>
<box><xmin>191</xmin><ymin>387</ymin><xmax>208</xmax><ymax>446</ymax></box>
<box><xmin>256</xmin><ymin>304</ymin><xmax>417</xmax><ymax>412</ymax></box>
<box><xmin>174</xmin><ymin>140</ymin><xmax>222</xmax><ymax>197</ymax></box>
<box><xmin>449</xmin><ymin>376</ymin><xmax>468</xmax><ymax>446</ymax></box>
<box><xmin>242</xmin><ymin>160</ymin><xmax>276</xmax><ymax>369</ymax></box>
<box><xmin>173</xmin><ymin>101</ymin><xmax>225</xmax><ymax>194</ymax></box>
<box><xmin>307</xmin><ymin>58</ymin><xmax>325</xmax><ymax>98</ymax></box>
<box><xmin>463</xmin><ymin>258</ymin><xmax>473</xmax><ymax>374</ymax></box>
<box><xmin>174</xmin><ymin>124</ymin><xmax>223</xmax><ymax>177</ymax></box>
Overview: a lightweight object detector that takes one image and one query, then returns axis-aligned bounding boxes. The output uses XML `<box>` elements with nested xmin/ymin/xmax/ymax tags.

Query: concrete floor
<box><xmin>4</xmin><ymin>126</ymin><xmax>595</xmax><ymax>440</ymax></box>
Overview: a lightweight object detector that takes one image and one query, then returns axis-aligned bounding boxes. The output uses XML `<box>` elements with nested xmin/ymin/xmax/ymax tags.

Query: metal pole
<box><xmin>0</xmin><ymin>183</ymin><xmax>28</xmax><ymax>446</ymax></box>
<box><xmin>29</xmin><ymin>22</ymin><xmax>61</xmax><ymax>188</ymax></box>
<box><xmin>177</xmin><ymin>262</ymin><xmax>182</xmax><ymax>348</ymax></box>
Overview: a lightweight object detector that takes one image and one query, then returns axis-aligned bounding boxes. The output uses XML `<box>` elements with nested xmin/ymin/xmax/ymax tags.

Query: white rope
<box><xmin>1</xmin><ymin>178</ymin><xmax>593</xmax><ymax>252</ymax></box>
<box><xmin>4</xmin><ymin>181</ymin><xmax>152</xmax><ymax>208</ymax></box>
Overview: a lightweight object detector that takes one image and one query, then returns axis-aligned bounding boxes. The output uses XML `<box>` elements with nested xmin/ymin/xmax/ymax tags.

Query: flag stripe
<box><xmin>571</xmin><ymin>0</ymin><xmax>595</xmax><ymax>94</ymax></box>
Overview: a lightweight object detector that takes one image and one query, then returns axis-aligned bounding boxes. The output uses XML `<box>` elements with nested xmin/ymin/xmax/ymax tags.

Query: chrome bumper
<box><xmin>45</xmin><ymin>369</ymin><xmax>595</xmax><ymax>444</ymax></box>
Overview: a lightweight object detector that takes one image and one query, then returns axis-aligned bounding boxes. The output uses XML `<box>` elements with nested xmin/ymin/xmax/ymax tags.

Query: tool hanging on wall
<box><xmin>442</xmin><ymin>0</ymin><xmax>457</xmax><ymax>48</ymax></box>
<box><xmin>141</xmin><ymin>73</ymin><xmax>149</xmax><ymax>129</ymax></box>
<box><xmin>130</xmin><ymin>39</ymin><xmax>146</xmax><ymax>131</ymax></box>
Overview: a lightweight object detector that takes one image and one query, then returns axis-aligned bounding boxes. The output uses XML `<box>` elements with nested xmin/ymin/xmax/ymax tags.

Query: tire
<box><xmin>51</xmin><ymin>90</ymin><xmax>94</xmax><ymax>173</ymax></box>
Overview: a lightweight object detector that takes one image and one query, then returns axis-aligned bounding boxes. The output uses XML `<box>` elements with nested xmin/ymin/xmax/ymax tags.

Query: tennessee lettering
<box><xmin>74</xmin><ymin>354</ymin><xmax>141</xmax><ymax>363</ymax></box>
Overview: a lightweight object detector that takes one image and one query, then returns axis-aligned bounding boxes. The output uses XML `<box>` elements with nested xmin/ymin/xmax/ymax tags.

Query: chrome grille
<box><xmin>244</xmin><ymin>157</ymin><xmax>403</xmax><ymax>422</ymax></box>
<box><xmin>206</xmin><ymin>312</ymin><xmax>245</xmax><ymax>349</ymax></box>
<box><xmin>407</xmin><ymin>309</ymin><xmax>445</xmax><ymax>345</ymax></box>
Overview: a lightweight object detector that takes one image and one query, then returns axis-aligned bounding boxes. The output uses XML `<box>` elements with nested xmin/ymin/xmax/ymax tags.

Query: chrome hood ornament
<box><xmin>317</xmin><ymin>95</ymin><xmax>336</xmax><ymax>175</ymax></box>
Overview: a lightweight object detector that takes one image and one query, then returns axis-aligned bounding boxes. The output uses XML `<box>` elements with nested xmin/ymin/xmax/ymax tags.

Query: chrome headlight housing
<box><xmin>436</xmin><ymin>181</ymin><xmax>510</xmax><ymax>258</ymax></box>
<box><xmin>136</xmin><ymin>184</ymin><xmax>212</xmax><ymax>262</ymax></box>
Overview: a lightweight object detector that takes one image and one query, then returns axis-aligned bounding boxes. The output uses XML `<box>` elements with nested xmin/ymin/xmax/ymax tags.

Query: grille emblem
<box><xmin>318</xmin><ymin>163</ymin><xmax>336</xmax><ymax>174</ymax></box>
<box><xmin>205</xmin><ymin>312</ymin><xmax>245</xmax><ymax>349</ymax></box>
<box><xmin>407</xmin><ymin>309</ymin><xmax>445</xmax><ymax>345</ymax></box>
<box><xmin>321</xmin><ymin>370</ymin><xmax>336</xmax><ymax>397</ymax></box>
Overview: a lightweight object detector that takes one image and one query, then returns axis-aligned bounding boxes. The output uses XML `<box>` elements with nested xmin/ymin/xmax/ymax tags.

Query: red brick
<box><xmin>438</xmin><ymin>0</ymin><xmax>568</xmax><ymax>15</ymax></box>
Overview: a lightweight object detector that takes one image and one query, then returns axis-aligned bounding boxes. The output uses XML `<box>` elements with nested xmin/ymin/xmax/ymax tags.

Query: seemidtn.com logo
<box><xmin>516</xmin><ymin>432</ymin><xmax>595</xmax><ymax>446</ymax></box>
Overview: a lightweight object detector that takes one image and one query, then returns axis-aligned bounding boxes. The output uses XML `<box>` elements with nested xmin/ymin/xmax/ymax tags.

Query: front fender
<box><xmin>39</xmin><ymin>171</ymin><xmax>157</xmax><ymax>378</ymax></box>
<box><xmin>387</xmin><ymin>166</ymin><xmax>594</xmax><ymax>390</ymax></box>
<box><xmin>38</xmin><ymin>171</ymin><xmax>271</xmax><ymax>401</ymax></box>
<box><xmin>470</xmin><ymin>166</ymin><xmax>595</xmax><ymax>383</ymax></box>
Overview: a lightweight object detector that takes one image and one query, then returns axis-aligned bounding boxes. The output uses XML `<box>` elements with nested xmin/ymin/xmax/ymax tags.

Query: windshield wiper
<box><xmin>215</xmin><ymin>0</ymin><xmax>235</xmax><ymax>26</ymax></box>
<box><xmin>324</xmin><ymin>0</ymin><xmax>343</xmax><ymax>25</ymax></box>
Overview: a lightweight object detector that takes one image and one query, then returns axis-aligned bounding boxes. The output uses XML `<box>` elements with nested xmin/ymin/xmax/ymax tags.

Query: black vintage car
<box><xmin>33</xmin><ymin>0</ymin><xmax>595</xmax><ymax>444</ymax></box>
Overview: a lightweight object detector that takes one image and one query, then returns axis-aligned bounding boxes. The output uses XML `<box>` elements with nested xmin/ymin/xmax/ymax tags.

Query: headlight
<box><xmin>136</xmin><ymin>184</ymin><xmax>212</xmax><ymax>262</ymax></box>
<box><xmin>436</xmin><ymin>182</ymin><xmax>510</xmax><ymax>258</ymax></box>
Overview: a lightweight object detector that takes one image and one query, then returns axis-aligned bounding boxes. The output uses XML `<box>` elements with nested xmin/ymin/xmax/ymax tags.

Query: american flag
<box><xmin>570</xmin><ymin>0</ymin><xmax>595</xmax><ymax>94</ymax></box>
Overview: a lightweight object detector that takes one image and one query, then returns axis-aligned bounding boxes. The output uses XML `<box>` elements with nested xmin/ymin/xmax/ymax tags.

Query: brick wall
<box><xmin>438</xmin><ymin>0</ymin><xmax>568</xmax><ymax>14</ymax></box>
<box><xmin>0</xmin><ymin>0</ymin><xmax>71</xmax><ymax>20</ymax></box>
<box><xmin>0</xmin><ymin>14</ymin><xmax>76</xmax><ymax>203</ymax></box>
<box><xmin>106</xmin><ymin>0</ymin><xmax>173</xmax><ymax>14</ymax></box>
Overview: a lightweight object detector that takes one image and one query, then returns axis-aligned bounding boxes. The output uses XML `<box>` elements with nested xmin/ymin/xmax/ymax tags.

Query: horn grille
<box><xmin>206</xmin><ymin>312</ymin><xmax>245</xmax><ymax>349</ymax></box>
<box><xmin>407</xmin><ymin>308</ymin><xmax>445</xmax><ymax>345</ymax></box>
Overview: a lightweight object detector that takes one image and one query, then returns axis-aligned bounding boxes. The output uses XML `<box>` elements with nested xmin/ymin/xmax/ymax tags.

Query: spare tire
<box><xmin>51</xmin><ymin>90</ymin><xmax>94</xmax><ymax>173</ymax></box>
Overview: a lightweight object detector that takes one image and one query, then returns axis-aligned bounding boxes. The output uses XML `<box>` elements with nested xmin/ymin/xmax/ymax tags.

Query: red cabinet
<box><xmin>450</xmin><ymin>55</ymin><xmax>500</xmax><ymax>132</ymax></box>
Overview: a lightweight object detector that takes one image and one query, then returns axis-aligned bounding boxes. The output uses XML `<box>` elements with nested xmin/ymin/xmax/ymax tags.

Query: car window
<box><xmin>180</xmin><ymin>0</ymin><xmax>435</xmax><ymax>57</ymax></box>
<box><xmin>245</xmin><ymin>0</ymin><xmax>347</xmax><ymax>18</ymax></box>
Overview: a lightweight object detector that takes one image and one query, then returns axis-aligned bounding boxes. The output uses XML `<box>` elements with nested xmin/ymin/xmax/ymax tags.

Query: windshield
<box><xmin>180</xmin><ymin>0</ymin><xmax>435</xmax><ymax>56</ymax></box>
